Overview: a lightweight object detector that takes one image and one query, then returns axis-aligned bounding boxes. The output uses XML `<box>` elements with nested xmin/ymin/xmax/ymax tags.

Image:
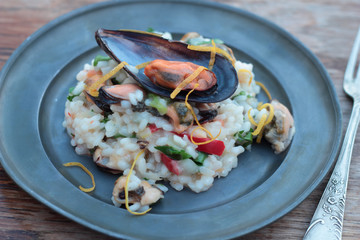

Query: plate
<box><xmin>0</xmin><ymin>0</ymin><xmax>342</xmax><ymax>239</ymax></box>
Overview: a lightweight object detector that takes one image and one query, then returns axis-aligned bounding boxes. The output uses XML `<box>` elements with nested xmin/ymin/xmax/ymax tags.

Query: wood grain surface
<box><xmin>1</xmin><ymin>0</ymin><xmax>360</xmax><ymax>239</ymax></box>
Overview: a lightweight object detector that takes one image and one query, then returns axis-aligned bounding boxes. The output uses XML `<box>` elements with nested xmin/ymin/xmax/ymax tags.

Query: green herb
<box><xmin>235</xmin><ymin>129</ymin><xmax>254</xmax><ymax>147</ymax></box>
<box><xmin>89</xmin><ymin>148</ymin><xmax>96</xmax><ymax>155</ymax></box>
<box><xmin>232</xmin><ymin>91</ymin><xmax>247</xmax><ymax>99</ymax></box>
<box><xmin>67</xmin><ymin>94</ymin><xmax>80</xmax><ymax>102</ymax></box>
<box><xmin>147</xmin><ymin>27</ymin><xmax>155</xmax><ymax>33</ymax></box>
<box><xmin>113</xmin><ymin>133</ymin><xmax>127</xmax><ymax>139</ymax></box>
<box><xmin>155</xmin><ymin>145</ymin><xmax>192</xmax><ymax>160</ymax></box>
<box><xmin>67</xmin><ymin>86</ymin><xmax>80</xmax><ymax>102</ymax></box>
<box><xmin>93</xmin><ymin>55</ymin><xmax>112</xmax><ymax>66</ymax></box>
<box><xmin>247</xmin><ymin>95</ymin><xmax>253</xmax><ymax>98</ymax></box>
<box><xmin>148</xmin><ymin>93</ymin><xmax>168</xmax><ymax>115</ymax></box>
<box><xmin>100</xmin><ymin>117</ymin><xmax>109</xmax><ymax>123</ymax></box>
<box><xmin>68</xmin><ymin>86</ymin><xmax>75</xmax><ymax>93</ymax></box>
<box><xmin>143</xmin><ymin>177</ymin><xmax>149</xmax><ymax>181</ymax></box>
<box><xmin>193</xmin><ymin>152</ymin><xmax>208</xmax><ymax>166</ymax></box>
<box><xmin>113</xmin><ymin>132</ymin><xmax>136</xmax><ymax>139</ymax></box>
<box><xmin>187</xmin><ymin>38</ymin><xmax>224</xmax><ymax>46</ymax></box>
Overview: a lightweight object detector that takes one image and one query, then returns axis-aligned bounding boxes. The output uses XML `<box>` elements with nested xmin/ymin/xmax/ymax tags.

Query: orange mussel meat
<box><xmin>144</xmin><ymin>59</ymin><xmax>217</xmax><ymax>91</ymax></box>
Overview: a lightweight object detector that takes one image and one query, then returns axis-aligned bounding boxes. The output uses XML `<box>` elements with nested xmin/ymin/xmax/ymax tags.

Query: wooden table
<box><xmin>1</xmin><ymin>0</ymin><xmax>360</xmax><ymax>239</ymax></box>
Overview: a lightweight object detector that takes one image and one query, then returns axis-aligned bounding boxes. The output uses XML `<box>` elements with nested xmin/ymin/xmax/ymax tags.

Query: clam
<box><xmin>95</xmin><ymin>29</ymin><xmax>238</xmax><ymax>103</ymax></box>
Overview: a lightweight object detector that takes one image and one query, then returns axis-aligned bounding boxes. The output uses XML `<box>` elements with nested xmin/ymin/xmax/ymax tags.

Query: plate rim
<box><xmin>0</xmin><ymin>0</ymin><xmax>342</xmax><ymax>239</ymax></box>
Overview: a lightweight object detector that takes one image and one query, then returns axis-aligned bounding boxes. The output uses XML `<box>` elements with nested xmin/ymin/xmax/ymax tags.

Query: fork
<box><xmin>303</xmin><ymin>27</ymin><xmax>360</xmax><ymax>240</ymax></box>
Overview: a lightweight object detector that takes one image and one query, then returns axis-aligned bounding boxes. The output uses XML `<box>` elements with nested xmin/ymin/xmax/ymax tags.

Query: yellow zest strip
<box><xmin>170</xmin><ymin>66</ymin><xmax>206</xmax><ymax>99</ymax></box>
<box><xmin>88</xmin><ymin>61</ymin><xmax>128</xmax><ymax>97</ymax></box>
<box><xmin>237</xmin><ymin>69</ymin><xmax>253</xmax><ymax>85</ymax></box>
<box><xmin>247</xmin><ymin>109</ymin><xmax>258</xmax><ymax>126</ymax></box>
<box><xmin>256</xmin><ymin>128</ymin><xmax>264</xmax><ymax>143</ymax></box>
<box><xmin>136</xmin><ymin>61</ymin><xmax>151</xmax><ymax>69</ymax></box>
<box><xmin>183</xmin><ymin>83</ymin><xmax>221</xmax><ymax>145</ymax></box>
<box><xmin>256</xmin><ymin>81</ymin><xmax>272</xmax><ymax>101</ymax></box>
<box><xmin>190</xmin><ymin>126</ymin><xmax>221</xmax><ymax>145</ymax></box>
<box><xmin>252</xmin><ymin>114</ymin><xmax>267</xmax><ymax>136</ymax></box>
<box><xmin>63</xmin><ymin>162</ymin><xmax>95</xmax><ymax>192</ymax></box>
<box><xmin>120</xmin><ymin>29</ymin><xmax>162</xmax><ymax>37</ymax></box>
<box><xmin>258</xmin><ymin>103</ymin><xmax>274</xmax><ymax>125</ymax></box>
<box><xmin>248</xmin><ymin>103</ymin><xmax>274</xmax><ymax>141</ymax></box>
<box><xmin>187</xmin><ymin>45</ymin><xmax>235</xmax><ymax>65</ymax></box>
<box><xmin>208</xmin><ymin>40</ymin><xmax>216</xmax><ymax>71</ymax></box>
<box><xmin>125</xmin><ymin>150</ymin><xmax>151</xmax><ymax>215</ymax></box>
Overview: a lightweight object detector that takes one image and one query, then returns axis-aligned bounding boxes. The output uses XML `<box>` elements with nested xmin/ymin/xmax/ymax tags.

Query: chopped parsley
<box><xmin>67</xmin><ymin>94</ymin><xmax>80</xmax><ymax>102</ymax></box>
<box><xmin>187</xmin><ymin>38</ymin><xmax>224</xmax><ymax>46</ymax></box>
<box><xmin>155</xmin><ymin>145</ymin><xmax>208</xmax><ymax>166</ymax></box>
<box><xmin>193</xmin><ymin>152</ymin><xmax>208</xmax><ymax>166</ymax></box>
<box><xmin>235</xmin><ymin>129</ymin><xmax>254</xmax><ymax>147</ymax></box>
<box><xmin>232</xmin><ymin>91</ymin><xmax>247</xmax><ymax>99</ymax></box>
<box><xmin>67</xmin><ymin>86</ymin><xmax>80</xmax><ymax>102</ymax></box>
<box><xmin>93</xmin><ymin>55</ymin><xmax>112</xmax><ymax>66</ymax></box>
<box><xmin>155</xmin><ymin>145</ymin><xmax>192</xmax><ymax>160</ymax></box>
<box><xmin>147</xmin><ymin>27</ymin><xmax>155</xmax><ymax>33</ymax></box>
<box><xmin>100</xmin><ymin>117</ymin><xmax>110</xmax><ymax>124</ymax></box>
<box><xmin>113</xmin><ymin>133</ymin><xmax>127</xmax><ymax>139</ymax></box>
<box><xmin>68</xmin><ymin>87</ymin><xmax>75</xmax><ymax>93</ymax></box>
<box><xmin>113</xmin><ymin>132</ymin><xmax>136</xmax><ymax>139</ymax></box>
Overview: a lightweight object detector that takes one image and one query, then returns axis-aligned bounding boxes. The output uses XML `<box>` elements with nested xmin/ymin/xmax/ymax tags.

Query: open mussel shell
<box><xmin>95</xmin><ymin>28</ymin><xmax>238</xmax><ymax>103</ymax></box>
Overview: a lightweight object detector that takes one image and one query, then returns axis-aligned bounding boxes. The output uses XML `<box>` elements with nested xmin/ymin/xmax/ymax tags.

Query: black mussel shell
<box><xmin>95</xmin><ymin>29</ymin><xmax>238</xmax><ymax>103</ymax></box>
<box><xmin>86</xmin><ymin>87</ymin><xmax>119</xmax><ymax>113</ymax></box>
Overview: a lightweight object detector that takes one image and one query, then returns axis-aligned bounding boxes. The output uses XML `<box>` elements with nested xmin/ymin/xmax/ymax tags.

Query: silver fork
<box><xmin>303</xmin><ymin>27</ymin><xmax>360</xmax><ymax>240</ymax></box>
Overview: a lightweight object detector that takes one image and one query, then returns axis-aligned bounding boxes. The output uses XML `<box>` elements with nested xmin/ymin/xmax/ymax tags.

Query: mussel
<box><xmin>95</xmin><ymin>29</ymin><xmax>238</xmax><ymax>103</ymax></box>
<box><xmin>86</xmin><ymin>84</ymin><xmax>144</xmax><ymax>112</ymax></box>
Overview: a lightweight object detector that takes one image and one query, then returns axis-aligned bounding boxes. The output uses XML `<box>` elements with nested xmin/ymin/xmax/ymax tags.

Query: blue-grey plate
<box><xmin>0</xmin><ymin>0</ymin><xmax>342</xmax><ymax>239</ymax></box>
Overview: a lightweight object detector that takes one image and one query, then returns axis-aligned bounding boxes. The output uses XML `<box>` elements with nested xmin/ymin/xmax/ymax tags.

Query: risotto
<box><xmin>63</xmin><ymin>30</ymin><xmax>295</xmax><ymax>214</ymax></box>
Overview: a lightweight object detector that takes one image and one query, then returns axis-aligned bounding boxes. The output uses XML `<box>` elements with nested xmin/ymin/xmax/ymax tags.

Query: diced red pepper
<box><xmin>172</xmin><ymin>132</ymin><xmax>225</xmax><ymax>156</ymax></box>
<box><xmin>160</xmin><ymin>153</ymin><xmax>180</xmax><ymax>175</ymax></box>
<box><xmin>194</xmin><ymin>137</ymin><xmax>225</xmax><ymax>156</ymax></box>
<box><xmin>148</xmin><ymin>124</ymin><xmax>160</xmax><ymax>133</ymax></box>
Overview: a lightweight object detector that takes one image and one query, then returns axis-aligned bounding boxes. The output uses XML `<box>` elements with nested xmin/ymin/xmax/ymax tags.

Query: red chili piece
<box><xmin>160</xmin><ymin>153</ymin><xmax>180</xmax><ymax>175</ymax></box>
<box><xmin>172</xmin><ymin>132</ymin><xmax>225</xmax><ymax>156</ymax></box>
<box><xmin>191</xmin><ymin>137</ymin><xmax>225</xmax><ymax>156</ymax></box>
<box><xmin>148</xmin><ymin>124</ymin><xmax>160</xmax><ymax>133</ymax></box>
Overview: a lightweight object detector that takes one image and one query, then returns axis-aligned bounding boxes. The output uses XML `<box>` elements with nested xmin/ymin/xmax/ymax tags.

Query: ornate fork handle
<box><xmin>303</xmin><ymin>99</ymin><xmax>360</xmax><ymax>240</ymax></box>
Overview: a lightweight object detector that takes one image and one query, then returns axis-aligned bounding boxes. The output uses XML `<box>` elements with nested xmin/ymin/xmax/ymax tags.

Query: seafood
<box><xmin>86</xmin><ymin>84</ymin><xmax>144</xmax><ymax>112</ymax></box>
<box><xmin>264</xmin><ymin>100</ymin><xmax>295</xmax><ymax>153</ymax></box>
<box><xmin>93</xmin><ymin>148</ymin><xmax>122</xmax><ymax>174</ymax></box>
<box><xmin>95</xmin><ymin>29</ymin><xmax>238</xmax><ymax>103</ymax></box>
<box><xmin>112</xmin><ymin>176</ymin><xmax>164</xmax><ymax>207</ymax></box>
<box><xmin>144</xmin><ymin>59</ymin><xmax>217</xmax><ymax>91</ymax></box>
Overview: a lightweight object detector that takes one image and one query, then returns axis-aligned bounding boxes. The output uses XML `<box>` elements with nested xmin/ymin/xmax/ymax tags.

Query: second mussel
<box><xmin>95</xmin><ymin>29</ymin><xmax>238</xmax><ymax>103</ymax></box>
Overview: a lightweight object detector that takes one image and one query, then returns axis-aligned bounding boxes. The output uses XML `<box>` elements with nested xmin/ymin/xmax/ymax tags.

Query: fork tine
<box><xmin>345</xmin><ymin>27</ymin><xmax>360</xmax><ymax>82</ymax></box>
